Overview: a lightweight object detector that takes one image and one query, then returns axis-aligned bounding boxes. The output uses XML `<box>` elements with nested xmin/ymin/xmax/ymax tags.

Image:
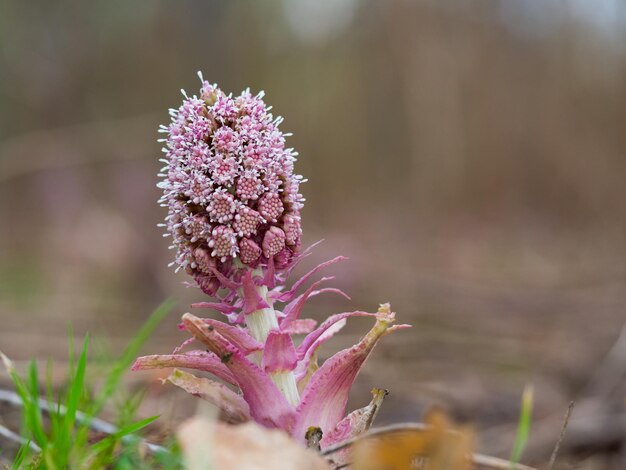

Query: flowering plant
<box><xmin>133</xmin><ymin>74</ymin><xmax>409</xmax><ymax>449</ymax></box>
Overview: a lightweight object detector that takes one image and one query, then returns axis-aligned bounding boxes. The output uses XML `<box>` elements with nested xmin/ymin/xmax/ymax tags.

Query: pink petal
<box><xmin>292</xmin><ymin>305</ymin><xmax>404</xmax><ymax>441</ymax></box>
<box><xmin>272</xmin><ymin>256</ymin><xmax>348</xmax><ymax>303</ymax></box>
<box><xmin>262</xmin><ymin>330</ymin><xmax>297</xmax><ymax>373</ymax></box>
<box><xmin>182</xmin><ymin>313</ymin><xmax>296</xmax><ymax>430</ymax></box>
<box><xmin>280</xmin><ymin>319</ymin><xmax>318</xmax><ymax>335</ymax></box>
<box><xmin>132</xmin><ymin>351</ymin><xmax>236</xmax><ymax>385</ymax></box>
<box><xmin>296</xmin><ymin>311</ymin><xmax>376</xmax><ymax>361</ymax></box>
<box><xmin>241</xmin><ymin>270</ymin><xmax>270</xmax><ymax>315</ymax></box>
<box><xmin>166</xmin><ymin>369</ymin><xmax>250</xmax><ymax>423</ymax></box>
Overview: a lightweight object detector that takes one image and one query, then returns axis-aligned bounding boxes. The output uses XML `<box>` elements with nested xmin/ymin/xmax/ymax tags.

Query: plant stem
<box><xmin>244</xmin><ymin>269</ymin><xmax>300</xmax><ymax>406</ymax></box>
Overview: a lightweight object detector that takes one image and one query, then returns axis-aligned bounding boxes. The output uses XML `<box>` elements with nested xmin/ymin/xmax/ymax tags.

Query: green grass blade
<box><xmin>91</xmin><ymin>299</ymin><xmax>174</xmax><ymax>415</ymax></box>
<box><xmin>510</xmin><ymin>384</ymin><xmax>533</xmax><ymax>468</ymax></box>
<box><xmin>26</xmin><ymin>362</ymin><xmax>47</xmax><ymax>447</ymax></box>
<box><xmin>45</xmin><ymin>359</ymin><xmax>60</xmax><ymax>443</ymax></box>
<box><xmin>90</xmin><ymin>415</ymin><xmax>160</xmax><ymax>454</ymax></box>
<box><xmin>11</xmin><ymin>442</ymin><xmax>30</xmax><ymax>470</ymax></box>
<box><xmin>64</xmin><ymin>335</ymin><xmax>89</xmax><ymax>425</ymax></box>
<box><xmin>55</xmin><ymin>335</ymin><xmax>89</xmax><ymax>461</ymax></box>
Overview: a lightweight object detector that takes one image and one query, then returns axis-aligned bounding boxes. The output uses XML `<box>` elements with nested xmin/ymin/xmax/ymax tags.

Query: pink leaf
<box><xmin>285</xmin><ymin>239</ymin><xmax>325</xmax><ymax>276</ymax></box>
<box><xmin>292</xmin><ymin>305</ymin><xmax>404</xmax><ymax>441</ymax></box>
<box><xmin>280</xmin><ymin>319</ymin><xmax>318</xmax><ymax>335</ymax></box>
<box><xmin>208</xmin><ymin>266</ymin><xmax>239</xmax><ymax>290</ymax></box>
<box><xmin>321</xmin><ymin>388</ymin><xmax>388</xmax><ymax>448</ymax></box>
<box><xmin>280</xmin><ymin>277</ymin><xmax>334</xmax><ymax>329</ymax></box>
<box><xmin>182</xmin><ymin>313</ymin><xmax>296</xmax><ymax>430</ymax></box>
<box><xmin>262</xmin><ymin>330</ymin><xmax>297</xmax><ymax>373</ymax></box>
<box><xmin>294</xmin><ymin>320</ymin><xmax>346</xmax><ymax>384</ymax></box>
<box><xmin>273</xmin><ymin>256</ymin><xmax>348</xmax><ymax>303</ymax></box>
<box><xmin>241</xmin><ymin>270</ymin><xmax>270</xmax><ymax>315</ymax></box>
<box><xmin>172</xmin><ymin>337</ymin><xmax>195</xmax><ymax>353</ymax></box>
<box><xmin>190</xmin><ymin>301</ymin><xmax>242</xmax><ymax>324</ymax></box>
<box><xmin>178</xmin><ymin>318</ymin><xmax>264</xmax><ymax>355</ymax></box>
<box><xmin>296</xmin><ymin>311</ymin><xmax>376</xmax><ymax>361</ymax></box>
<box><xmin>191</xmin><ymin>301</ymin><xmax>238</xmax><ymax>314</ymax></box>
<box><xmin>166</xmin><ymin>369</ymin><xmax>250</xmax><ymax>423</ymax></box>
<box><xmin>278</xmin><ymin>288</ymin><xmax>351</xmax><ymax>332</ymax></box>
<box><xmin>132</xmin><ymin>351</ymin><xmax>236</xmax><ymax>385</ymax></box>
<box><xmin>201</xmin><ymin>318</ymin><xmax>264</xmax><ymax>355</ymax></box>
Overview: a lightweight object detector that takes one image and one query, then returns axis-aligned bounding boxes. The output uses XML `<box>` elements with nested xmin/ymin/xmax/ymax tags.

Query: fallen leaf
<box><xmin>177</xmin><ymin>416</ymin><xmax>331</xmax><ymax>470</ymax></box>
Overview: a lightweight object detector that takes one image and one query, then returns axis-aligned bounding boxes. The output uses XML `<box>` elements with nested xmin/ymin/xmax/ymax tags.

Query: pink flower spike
<box><xmin>132</xmin><ymin>351</ymin><xmax>237</xmax><ymax>385</ymax></box>
<box><xmin>262</xmin><ymin>330</ymin><xmax>298</xmax><ymax>373</ymax></box>
<box><xmin>292</xmin><ymin>304</ymin><xmax>400</xmax><ymax>441</ymax></box>
<box><xmin>241</xmin><ymin>271</ymin><xmax>270</xmax><ymax>315</ymax></box>
<box><xmin>296</xmin><ymin>311</ymin><xmax>376</xmax><ymax>361</ymax></box>
<box><xmin>273</xmin><ymin>256</ymin><xmax>348</xmax><ymax>303</ymax></box>
<box><xmin>182</xmin><ymin>313</ymin><xmax>296</xmax><ymax>429</ymax></box>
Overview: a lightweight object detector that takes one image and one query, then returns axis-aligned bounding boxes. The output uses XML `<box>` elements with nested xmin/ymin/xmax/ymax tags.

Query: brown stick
<box><xmin>546</xmin><ymin>401</ymin><xmax>574</xmax><ymax>470</ymax></box>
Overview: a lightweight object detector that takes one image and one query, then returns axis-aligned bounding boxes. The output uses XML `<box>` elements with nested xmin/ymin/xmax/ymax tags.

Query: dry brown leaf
<box><xmin>177</xmin><ymin>416</ymin><xmax>331</xmax><ymax>470</ymax></box>
<box><xmin>350</xmin><ymin>409</ymin><xmax>474</xmax><ymax>470</ymax></box>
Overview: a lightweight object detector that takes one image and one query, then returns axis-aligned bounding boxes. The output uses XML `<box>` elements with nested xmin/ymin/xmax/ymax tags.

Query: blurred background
<box><xmin>1</xmin><ymin>1</ymin><xmax>626</xmax><ymax>467</ymax></box>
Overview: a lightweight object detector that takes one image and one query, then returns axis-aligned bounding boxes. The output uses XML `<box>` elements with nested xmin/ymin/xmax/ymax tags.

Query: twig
<box><xmin>0</xmin><ymin>422</ymin><xmax>41</xmax><ymax>452</ymax></box>
<box><xmin>0</xmin><ymin>388</ymin><xmax>165</xmax><ymax>454</ymax></box>
<box><xmin>322</xmin><ymin>422</ymin><xmax>538</xmax><ymax>470</ymax></box>
<box><xmin>321</xmin><ymin>423</ymin><xmax>428</xmax><ymax>456</ymax></box>
<box><xmin>362</xmin><ymin>388</ymin><xmax>388</xmax><ymax>432</ymax></box>
<box><xmin>546</xmin><ymin>401</ymin><xmax>574</xmax><ymax>470</ymax></box>
<box><xmin>472</xmin><ymin>453</ymin><xmax>536</xmax><ymax>470</ymax></box>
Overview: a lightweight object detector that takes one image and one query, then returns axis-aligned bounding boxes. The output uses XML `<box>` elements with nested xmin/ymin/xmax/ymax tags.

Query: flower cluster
<box><xmin>138</xmin><ymin>75</ymin><xmax>410</xmax><ymax>454</ymax></box>
<box><xmin>158</xmin><ymin>73</ymin><xmax>304</xmax><ymax>295</ymax></box>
